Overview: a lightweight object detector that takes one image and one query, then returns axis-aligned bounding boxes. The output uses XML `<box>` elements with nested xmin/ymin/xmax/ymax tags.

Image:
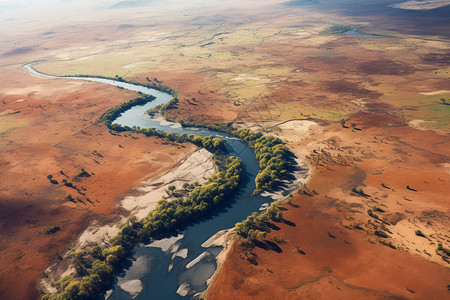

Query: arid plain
<box><xmin>0</xmin><ymin>0</ymin><xmax>449</xmax><ymax>299</ymax></box>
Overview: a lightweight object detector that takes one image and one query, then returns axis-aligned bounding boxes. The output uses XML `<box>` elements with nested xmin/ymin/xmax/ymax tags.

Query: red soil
<box><xmin>209</xmin><ymin>193</ymin><xmax>449</xmax><ymax>299</ymax></box>
<box><xmin>208</xmin><ymin>111</ymin><xmax>450</xmax><ymax>300</ymax></box>
<box><xmin>0</xmin><ymin>66</ymin><xmax>194</xmax><ymax>300</ymax></box>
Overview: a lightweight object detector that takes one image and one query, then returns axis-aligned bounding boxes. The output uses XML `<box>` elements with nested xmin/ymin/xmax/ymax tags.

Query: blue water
<box><xmin>345</xmin><ymin>28</ymin><xmax>390</xmax><ymax>38</ymax></box>
<box><xmin>109</xmin><ymin>89</ymin><xmax>269</xmax><ymax>300</ymax></box>
<box><xmin>23</xmin><ymin>64</ymin><xmax>276</xmax><ymax>299</ymax></box>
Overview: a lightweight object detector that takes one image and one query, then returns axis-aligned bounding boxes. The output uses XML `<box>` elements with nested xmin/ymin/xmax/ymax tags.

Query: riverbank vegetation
<box><xmin>152</xmin><ymin>108</ymin><xmax>293</xmax><ymax>194</ymax></box>
<box><xmin>233</xmin><ymin>128</ymin><xmax>292</xmax><ymax>194</ymax></box>
<box><xmin>42</xmin><ymin>153</ymin><xmax>242</xmax><ymax>300</ymax></box>
<box><xmin>42</xmin><ymin>78</ymin><xmax>294</xmax><ymax>299</ymax></box>
<box><xmin>235</xmin><ymin>200</ymin><xmax>285</xmax><ymax>241</ymax></box>
<box><xmin>100</xmin><ymin>94</ymin><xmax>155</xmax><ymax>126</ymax></box>
<box><xmin>42</xmin><ymin>88</ymin><xmax>241</xmax><ymax>299</ymax></box>
<box><xmin>62</xmin><ymin>73</ymin><xmax>178</xmax><ymax>97</ymax></box>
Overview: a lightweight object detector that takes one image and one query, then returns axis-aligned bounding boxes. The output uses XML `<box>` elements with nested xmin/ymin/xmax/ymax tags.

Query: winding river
<box><xmin>24</xmin><ymin>63</ymin><xmax>305</xmax><ymax>299</ymax></box>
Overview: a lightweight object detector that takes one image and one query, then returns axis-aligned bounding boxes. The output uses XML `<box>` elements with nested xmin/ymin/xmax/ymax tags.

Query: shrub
<box><xmin>415</xmin><ymin>230</ymin><xmax>426</xmax><ymax>237</ymax></box>
<box><xmin>375</xmin><ymin>230</ymin><xmax>389</xmax><ymax>238</ymax></box>
<box><xmin>45</xmin><ymin>226</ymin><xmax>60</xmax><ymax>235</ymax></box>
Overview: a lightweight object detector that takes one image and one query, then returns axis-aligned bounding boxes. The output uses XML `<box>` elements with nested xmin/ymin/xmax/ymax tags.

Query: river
<box><xmin>24</xmin><ymin>63</ymin><xmax>304</xmax><ymax>299</ymax></box>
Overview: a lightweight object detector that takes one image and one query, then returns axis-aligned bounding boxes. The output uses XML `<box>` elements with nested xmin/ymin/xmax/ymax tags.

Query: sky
<box><xmin>0</xmin><ymin>1</ymin><xmax>119</xmax><ymax>35</ymax></box>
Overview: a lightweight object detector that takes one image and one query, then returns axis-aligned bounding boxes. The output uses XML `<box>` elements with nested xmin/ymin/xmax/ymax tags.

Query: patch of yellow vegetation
<box><xmin>400</xmin><ymin>95</ymin><xmax>450</xmax><ymax>131</ymax></box>
<box><xmin>262</xmin><ymin>103</ymin><xmax>346</xmax><ymax>122</ymax></box>
<box><xmin>246</xmin><ymin>67</ymin><xmax>293</xmax><ymax>79</ymax></box>
<box><xmin>0</xmin><ymin>109</ymin><xmax>17</xmax><ymax>117</ymax></box>
<box><xmin>0</xmin><ymin>115</ymin><xmax>28</xmax><ymax>133</ymax></box>
<box><xmin>222</xmin><ymin>84</ymin><xmax>268</xmax><ymax>101</ymax></box>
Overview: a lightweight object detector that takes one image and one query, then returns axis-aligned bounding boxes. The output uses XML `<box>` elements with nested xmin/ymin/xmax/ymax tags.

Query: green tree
<box><xmin>167</xmin><ymin>185</ymin><xmax>176</xmax><ymax>196</ymax></box>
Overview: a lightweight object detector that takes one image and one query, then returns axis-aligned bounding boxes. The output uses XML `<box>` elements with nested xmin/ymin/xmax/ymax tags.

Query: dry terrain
<box><xmin>208</xmin><ymin>116</ymin><xmax>450</xmax><ymax>299</ymax></box>
<box><xmin>0</xmin><ymin>0</ymin><xmax>448</xmax><ymax>299</ymax></box>
<box><xmin>0</xmin><ymin>65</ymin><xmax>194</xmax><ymax>299</ymax></box>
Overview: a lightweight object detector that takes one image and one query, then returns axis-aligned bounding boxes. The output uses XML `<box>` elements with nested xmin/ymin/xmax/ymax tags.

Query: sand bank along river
<box><xmin>24</xmin><ymin>63</ymin><xmax>308</xmax><ymax>299</ymax></box>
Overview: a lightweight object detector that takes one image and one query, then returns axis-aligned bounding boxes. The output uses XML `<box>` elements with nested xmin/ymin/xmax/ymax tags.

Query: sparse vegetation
<box><xmin>47</xmin><ymin>174</ymin><xmax>58</xmax><ymax>184</ymax></box>
<box><xmin>44</xmin><ymin>226</ymin><xmax>60</xmax><ymax>235</ymax></box>
<box><xmin>437</xmin><ymin>243</ymin><xmax>450</xmax><ymax>256</ymax></box>
<box><xmin>354</xmin><ymin>224</ymin><xmax>363</xmax><ymax>230</ymax></box>
<box><xmin>295</xmin><ymin>247</ymin><xmax>306</xmax><ymax>255</ymax></box>
<box><xmin>75</xmin><ymin>168</ymin><xmax>90</xmax><ymax>179</ymax></box>
<box><xmin>406</xmin><ymin>185</ymin><xmax>417</xmax><ymax>191</ymax></box>
<box><xmin>381</xmin><ymin>182</ymin><xmax>390</xmax><ymax>189</ymax></box>
<box><xmin>62</xmin><ymin>179</ymin><xmax>74</xmax><ymax>188</ymax></box>
<box><xmin>42</xmin><ymin>154</ymin><xmax>242</xmax><ymax>300</ymax></box>
<box><xmin>352</xmin><ymin>187</ymin><xmax>369</xmax><ymax>197</ymax></box>
<box><xmin>375</xmin><ymin>230</ymin><xmax>389</xmax><ymax>238</ymax></box>
<box><xmin>351</xmin><ymin>123</ymin><xmax>361</xmax><ymax>131</ymax></box>
<box><xmin>373</xmin><ymin>207</ymin><xmax>385</xmax><ymax>213</ymax></box>
<box><xmin>367</xmin><ymin>209</ymin><xmax>379</xmax><ymax>219</ymax></box>
<box><xmin>415</xmin><ymin>230</ymin><xmax>426</xmax><ymax>238</ymax></box>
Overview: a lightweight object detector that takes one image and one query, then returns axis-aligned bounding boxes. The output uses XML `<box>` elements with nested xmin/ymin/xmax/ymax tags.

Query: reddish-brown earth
<box><xmin>208</xmin><ymin>106</ymin><xmax>449</xmax><ymax>299</ymax></box>
<box><xmin>208</xmin><ymin>194</ymin><xmax>449</xmax><ymax>299</ymax></box>
<box><xmin>0</xmin><ymin>66</ymin><xmax>194</xmax><ymax>300</ymax></box>
<box><xmin>0</xmin><ymin>1</ymin><xmax>448</xmax><ymax>299</ymax></box>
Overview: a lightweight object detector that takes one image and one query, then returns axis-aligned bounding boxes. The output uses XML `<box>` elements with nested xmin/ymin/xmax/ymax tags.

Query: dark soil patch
<box><xmin>348</xmin><ymin>112</ymin><xmax>404</xmax><ymax>128</ymax></box>
<box><xmin>358</xmin><ymin>59</ymin><xmax>416</xmax><ymax>75</ymax></box>
<box><xmin>421</xmin><ymin>53</ymin><xmax>450</xmax><ymax>66</ymax></box>
<box><xmin>323</xmin><ymin>80</ymin><xmax>382</xmax><ymax>99</ymax></box>
<box><xmin>2</xmin><ymin>47</ymin><xmax>35</xmax><ymax>57</ymax></box>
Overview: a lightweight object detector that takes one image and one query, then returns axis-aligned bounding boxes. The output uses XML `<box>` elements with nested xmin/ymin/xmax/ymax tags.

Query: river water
<box><xmin>109</xmin><ymin>92</ymin><xmax>269</xmax><ymax>300</ymax></box>
<box><xmin>24</xmin><ymin>63</ymin><xmax>303</xmax><ymax>299</ymax></box>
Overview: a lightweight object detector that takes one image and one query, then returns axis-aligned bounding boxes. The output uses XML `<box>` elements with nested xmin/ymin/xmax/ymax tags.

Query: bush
<box><xmin>437</xmin><ymin>243</ymin><xmax>450</xmax><ymax>256</ymax></box>
<box><xmin>352</xmin><ymin>187</ymin><xmax>367</xmax><ymax>197</ymax></box>
<box><xmin>375</xmin><ymin>230</ymin><xmax>389</xmax><ymax>238</ymax></box>
<box><xmin>415</xmin><ymin>230</ymin><xmax>426</xmax><ymax>237</ymax></box>
<box><xmin>45</xmin><ymin>226</ymin><xmax>60</xmax><ymax>235</ymax></box>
